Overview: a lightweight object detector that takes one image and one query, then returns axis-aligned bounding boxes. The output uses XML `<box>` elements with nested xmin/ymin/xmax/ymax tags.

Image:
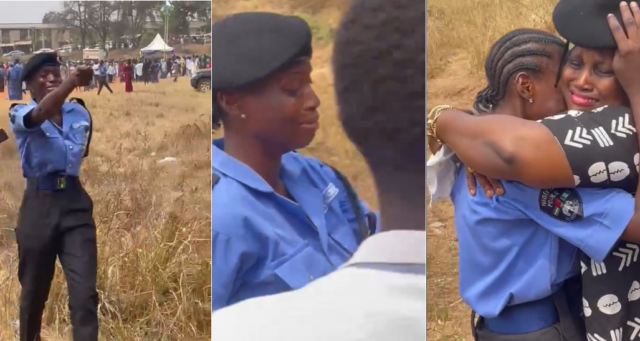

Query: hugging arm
<box><xmin>434</xmin><ymin>109</ymin><xmax>574</xmax><ymax>188</ymax></box>
<box><xmin>434</xmin><ymin>106</ymin><xmax>640</xmax><ymax>191</ymax></box>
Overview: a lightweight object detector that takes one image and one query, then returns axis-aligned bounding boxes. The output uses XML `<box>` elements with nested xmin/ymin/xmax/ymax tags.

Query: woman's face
<box><xmin>236</xmin><ymin>58</ymin><xmax>321</xmax><ymax>152</ymax></box>
<box><xmin>29</xmin><ymin>65</ymin><xmax>62</xmax><ymax>101</ymax></box>
<box><xmin>523</xmin><ymin>46</ymin><xmax>567</xmax><ymax>121</ymax></box>
<box><xmin>560</xmin><ymin>47</ymin><xmax>629</xmax><ymax>110</ymax></box>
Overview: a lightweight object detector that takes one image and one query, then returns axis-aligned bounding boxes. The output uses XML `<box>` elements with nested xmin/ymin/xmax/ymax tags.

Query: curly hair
<box><xmin>332</xmin><ymin>0</ymin><xmax>425</xmax><ymax>174</ymax></box>
<box><xmin>212</xmin><ymin>93</ymin><xmax>222</xmax><ymax>132</ymax></box>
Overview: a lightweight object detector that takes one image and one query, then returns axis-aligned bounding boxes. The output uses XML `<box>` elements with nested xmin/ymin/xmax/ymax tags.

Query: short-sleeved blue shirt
<box><xmin>211</xmin><ymin>138</ymin><xmax>378</xmax><ymax>311</ymax></box>
<box><xmin>9</xmin><ymin>100</ymin><xmax>91</xmax><ymax>177</ymax></box>
<box><xmin>451</xmin><ymin>166</ymin><xmax>633</xmax><ymax>318</ymax></box>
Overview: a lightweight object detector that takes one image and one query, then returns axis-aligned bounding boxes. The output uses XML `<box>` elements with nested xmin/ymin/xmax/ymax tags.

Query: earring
<box><xmin>528</xmin><ymin>98</ymin><xmax>534</xmax><ymax>104</ymax></box>
<box><xmin>240</xmin><ymin>114</ymin><xmax>246</xmax><ymax>119</ymax></box>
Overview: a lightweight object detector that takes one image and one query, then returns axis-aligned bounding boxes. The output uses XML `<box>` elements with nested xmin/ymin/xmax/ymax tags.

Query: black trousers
<box><xmin>97</xmin><ymin>76</ymin><xmax>112</xmax><ymax>95</ymax></box>
<box><xmin>16</xmin><ymin>178</ymin><xmax>98</xmax><ymax>341</ymax></box>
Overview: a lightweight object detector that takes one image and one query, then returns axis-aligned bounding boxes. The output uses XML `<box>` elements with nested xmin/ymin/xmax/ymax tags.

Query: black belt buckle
<box><xmin>37</xmin><ymin>174</ymin><xmax>68</xmax><ymax>191</ymax></box>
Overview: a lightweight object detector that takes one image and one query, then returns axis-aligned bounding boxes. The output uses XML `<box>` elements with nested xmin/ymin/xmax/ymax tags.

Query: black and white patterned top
<box><xmin>539</xmin><ymin>105</ymin><xmax>639</xmax><ymax>341</ymax></box>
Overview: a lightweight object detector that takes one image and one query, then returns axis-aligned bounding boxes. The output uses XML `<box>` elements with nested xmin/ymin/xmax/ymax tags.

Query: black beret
<box><xmin>21</xmin><ymin>52</ymin><xmax>61</xmax><ymax>82</ymax></box>
<box><xmin>553</xmin><ymin>0</ymin><xmax>624</xmax><ymax>49</ymax></box>
<box><xmin>209</xmin><ymin>12</ymin><xmax>312</xmax><ymax>92</ymax></box>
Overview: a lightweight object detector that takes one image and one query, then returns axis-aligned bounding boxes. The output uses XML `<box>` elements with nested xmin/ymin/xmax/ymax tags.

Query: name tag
<box><xmin>322</xmin><ymin>183</ymin><xmax>339</xmax><ymax>212</ymax></box>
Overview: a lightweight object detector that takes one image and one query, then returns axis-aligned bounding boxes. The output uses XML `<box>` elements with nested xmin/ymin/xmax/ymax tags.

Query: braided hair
<box><xmin>473</xmin><ymin>29</ymin><xmax>565</xmax><ymax>113</ymax></box>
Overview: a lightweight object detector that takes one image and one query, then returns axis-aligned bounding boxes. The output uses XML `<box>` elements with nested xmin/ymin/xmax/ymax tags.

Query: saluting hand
<box><xmin>66</xmin><ymin>66</ymin><xmax>93</xmax><ymax>88</ymax></box>
<box><xmin>608</xmin><ymin>1</ymin><xmax>640</xmax><ymax>93</ymax></box>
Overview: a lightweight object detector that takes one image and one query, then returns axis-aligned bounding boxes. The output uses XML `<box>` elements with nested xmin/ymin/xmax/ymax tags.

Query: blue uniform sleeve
<box><xmin>211</xmin><ymin>231</ymin><xmax>256</xmax><ymax>312</ymax></box>
<box><xmin>501</xmin><ymin>185</ymin><xmax>634</xmax><ymax>263</ymax></box>
<box><xmin>211</xmin><ymin>182</ymin><xmax>259</xmax><ymax>312</ymax></box>
<box><xmin>9</xmin><ymin>103</ymin><xmax>38</xmax><ymax>133</ymax></box>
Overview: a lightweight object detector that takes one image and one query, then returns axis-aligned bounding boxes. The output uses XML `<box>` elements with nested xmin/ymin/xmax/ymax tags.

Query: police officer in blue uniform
<box><xmin>211</xmin><ymin>12</ymin><xmax>378</xmax><ymax>311</ymax></box>
<box><xmin>8</xmin><ymin>59</ymin><xmax>23</xmax><ymax>100</ymax></box>
<box><xmin>8</xmin><ymin>52</ymin><xmax>97</xmax><ymax>341</ymax></box>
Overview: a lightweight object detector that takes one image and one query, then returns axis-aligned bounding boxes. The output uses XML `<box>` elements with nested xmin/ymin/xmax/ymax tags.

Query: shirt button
<box><xmin>45</xmin><ymin>133</ymin><xmax>50</xmax><ymax>136</ymax></box>
<box><xmin>69</xmin><ymin>145</ymin><xmax>73</xmax><ymax>150</ymax></box>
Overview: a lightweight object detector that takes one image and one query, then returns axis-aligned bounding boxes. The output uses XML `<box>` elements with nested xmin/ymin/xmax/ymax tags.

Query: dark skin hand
<box><xmin>25</xmin><ymin>64</ymin><xmax>92</xmax><ymax>128</ymax></box>
<box><xmin>609</xmin><ymin>1</ymin><xmax>640</xmax><ymax>243</ymax></box>
<box><xmin>428</xmin><ymin>113</ymin><xmax>505</xmax><ymax>197</ymax></box>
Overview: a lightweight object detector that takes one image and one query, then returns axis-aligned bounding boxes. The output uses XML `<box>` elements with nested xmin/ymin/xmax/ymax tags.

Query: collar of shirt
<box><xmin>212</xmin><ymin>138</ymin><xmax>303</xmax><ymax>193</ymax></box>
<box><xmin>342</xmin><ymin>230</ymin><xmax>426</xmax><ymax>267</ymax></box>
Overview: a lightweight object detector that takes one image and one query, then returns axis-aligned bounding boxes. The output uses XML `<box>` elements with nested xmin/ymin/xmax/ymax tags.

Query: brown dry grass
<box><xmin>0</xmin><ymin>78</ymin><xmax>211</xmax><ymax>340</ymax></box>
<box><xmin>426</xmin><ymin>0</ymin><xmax>559</xmax><ymax>339</ymax></box>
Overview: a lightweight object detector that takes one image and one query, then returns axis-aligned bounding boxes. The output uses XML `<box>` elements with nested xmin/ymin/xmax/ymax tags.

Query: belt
<box><xmin>26</xmin><ymin>173</ymin><xmax>80</xmax><ymax>191</ymax></box>
<box><xmin>483</xmin><ymin>296</ymin><xmax>558</xmax><ymax>334</ymax></box>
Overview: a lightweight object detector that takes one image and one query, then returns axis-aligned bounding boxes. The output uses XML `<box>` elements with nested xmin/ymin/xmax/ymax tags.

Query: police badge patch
<box><xmin>539</xmin><ymin>188</ymin><xmax>584</xmax><ymax>222</ymax></box>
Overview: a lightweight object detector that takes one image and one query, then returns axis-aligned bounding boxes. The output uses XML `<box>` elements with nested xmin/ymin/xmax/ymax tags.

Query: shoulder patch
<box><xmin>538</xmin><ymin>188</ymin><xmax>584</xmax><ymax>222</ymax></box>
<box><xmin>8</xmin><ymin>103</ymin><xmax>24</xmax><ymax>124</ymax></box>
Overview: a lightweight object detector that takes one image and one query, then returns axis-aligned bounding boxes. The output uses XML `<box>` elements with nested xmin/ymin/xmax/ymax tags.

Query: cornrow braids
<box><xmin>473</xmin><ymin>29</ymin><xmax>564</xmax><ymax>113</ymax></box>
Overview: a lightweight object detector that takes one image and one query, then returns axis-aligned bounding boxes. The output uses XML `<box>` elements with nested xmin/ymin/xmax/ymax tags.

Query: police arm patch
<box><xmin>8</xmin><ymin>103</ymin><xmax>23</xmax><ymax>124</ymax></box>
<box><xmin>538</xmin><ymin>188</ymin><xmax>584</xmax><ymax>222</ymax></box>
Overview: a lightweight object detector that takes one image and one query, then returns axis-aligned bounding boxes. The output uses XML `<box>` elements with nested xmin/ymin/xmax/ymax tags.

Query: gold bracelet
<box><xmin>427</xmin><ymin>105</ymin><xmax>454</xmax><ymax>143</ymax></box>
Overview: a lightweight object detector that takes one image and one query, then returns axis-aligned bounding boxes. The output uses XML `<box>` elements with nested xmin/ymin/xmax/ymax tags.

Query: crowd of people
<box><xmin>0</xmin><ymin>53</ymin><xmax>211</xmax><ymax>98</ymax></box>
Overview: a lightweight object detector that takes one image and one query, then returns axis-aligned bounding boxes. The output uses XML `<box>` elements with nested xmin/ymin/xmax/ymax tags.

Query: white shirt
<box><xmin>92</xmin><ymin>64</ymin><xmax>99</xmax><ymax>75</ymax></box>
<box><xmin>135</xmin><ymin>63</ymin><xmax>143</xmax><ymax>76</ymax></box>
<box><xmin>211</xmin><ymin>230</ymin><xmax>427</xmax><ymax>341</ymax></box>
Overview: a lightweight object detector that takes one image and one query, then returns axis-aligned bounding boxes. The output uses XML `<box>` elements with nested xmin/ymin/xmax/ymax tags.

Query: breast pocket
<box><xmin>273</xmin><ymin>242</ymin><xmax>335</xmax><ymax>290</ymax></box>
<box><xmin>69</xmin><ymin>121</ymin><xmax>90</xmax><ymax>146</ymax></box>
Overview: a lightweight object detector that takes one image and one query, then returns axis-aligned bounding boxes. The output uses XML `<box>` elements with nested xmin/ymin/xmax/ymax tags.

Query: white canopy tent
<box><xmin>140</xmin><ymin>34</ymin><xmax>174</xmax><ymax>55</ymax></box>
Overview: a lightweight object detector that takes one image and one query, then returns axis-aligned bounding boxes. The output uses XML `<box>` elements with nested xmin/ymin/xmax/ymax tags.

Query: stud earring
<box><xmin>240</xmin><ymin>114</ymin><xmax>246</xmax><ymax>119</ymax></box>
<box><xmin>528</xmin><ymin>98</ymin><xmax>534</xmax><ymax>104</ymax></box>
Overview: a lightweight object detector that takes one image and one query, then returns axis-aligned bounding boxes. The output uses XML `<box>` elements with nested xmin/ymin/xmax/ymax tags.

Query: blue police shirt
<box><xmin>450</xmin><ymin>166</ymin><xmax>633</xmax><ymax>318</ymax></box>
<box><xmin>8</xmin><ymin>64</ymin><xmax>21</xmax><ymax>82</ymax></box>
<box><xmin>211</xmin><ymin>138</ymin><xmax>378</xmax><ymax>311</ymax></box>
<box><xmin>9</xmin><ymin>100</ymin><xmax>91</xmax><ymax>177</ymax></box>
<box><xmin>99</xmin><ymin>65</ymin><xmax>106</xmax><ymax>77</ymax></box>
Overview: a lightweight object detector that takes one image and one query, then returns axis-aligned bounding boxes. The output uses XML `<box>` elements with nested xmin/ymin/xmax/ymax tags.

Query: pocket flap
<box><xmin>274</xmin><ymin>243</ymin><xmax>334</xmax><ymax>290</ymax></box>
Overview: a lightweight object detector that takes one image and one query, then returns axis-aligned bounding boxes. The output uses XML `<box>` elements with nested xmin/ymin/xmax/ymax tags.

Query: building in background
<box><xmin>0</xmin><ymin>23</ymin><xmax>70</xmax><ymax>54</ymax></box>
<box><xmin>0</xmin><ymin>20</ymin><xmax>207</xmax><ymax>55</ymax></box>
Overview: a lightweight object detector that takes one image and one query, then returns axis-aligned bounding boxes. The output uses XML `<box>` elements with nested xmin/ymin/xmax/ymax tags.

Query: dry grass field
<box><xmin>427</xmin><ymin>0</ymin><xmax>559</xmax><ymax>339</ymax></box>
<box><xmin>0</xmin><ymin>77</ymin><xmax>211</xmax><ymax>340</ymax></box>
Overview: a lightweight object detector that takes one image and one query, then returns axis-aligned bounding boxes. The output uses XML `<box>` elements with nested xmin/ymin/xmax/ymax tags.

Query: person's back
<box><xmin>210</xmin><ymin>231</ymin><xmax>425</xmax><ymax>341</ymax></box>
<box><xmin>450</xmin><ymin>167</ymin><xmax>579</xmax><ymax>318</ymax></box>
